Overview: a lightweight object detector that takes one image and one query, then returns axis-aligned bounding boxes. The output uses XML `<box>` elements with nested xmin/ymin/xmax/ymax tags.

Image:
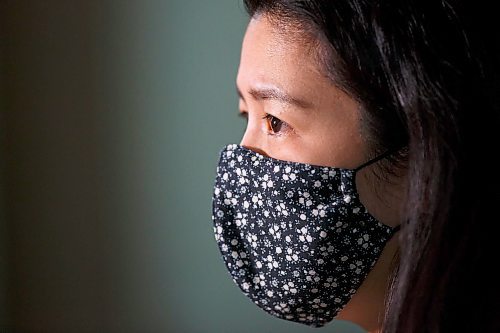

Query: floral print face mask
<box><xmin>212</xmin><ymin>144</ymin><xmax>400</xmax><ymax>327</ymax></box>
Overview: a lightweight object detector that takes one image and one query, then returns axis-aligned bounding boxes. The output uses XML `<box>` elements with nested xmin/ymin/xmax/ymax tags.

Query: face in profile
<box><xmin>215</xmin><ymin>13</ymin><xmax>405</xmax><ymax>332</ymax></box>
<box><xmin>237</xmin><ymin>15</ymin><xmax>367</xmax><ymax>169</ymax></box>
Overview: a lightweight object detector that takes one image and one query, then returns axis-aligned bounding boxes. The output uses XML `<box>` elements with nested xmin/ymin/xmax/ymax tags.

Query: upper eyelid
<box><xmin>237</xmin><ymin>90</ymin><xmax>292</xmax><ymax>120</ymax></box>
<box><xmin>238</xmin><ymin>110</ymin><xmax>297</xmax><ymax>137</ymax></box>
<box><xmin>264</xmin><ymin>113</ymin><xmax>291</xmax><ymax>134</ymax></box>
<box><xmin>238</xmin><ymin>111</ymin><xmax>288</xmax><ymax>127</ymax></box>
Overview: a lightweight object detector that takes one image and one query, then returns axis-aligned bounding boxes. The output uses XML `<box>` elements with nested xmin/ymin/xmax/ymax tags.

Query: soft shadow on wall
<box><xmin>0</xmin><ymin>1</ymin><xmax>366</xmax><ymax>332</ymax></box>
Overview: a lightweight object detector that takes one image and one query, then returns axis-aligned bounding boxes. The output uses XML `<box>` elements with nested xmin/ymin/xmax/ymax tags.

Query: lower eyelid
<box><xmin>266</xmin><ymin>122</ymin><xmax>293</xmax><ymax>137</ymax></box>
<box><xmin>239</xmin><ymin>111</ymin><xmax>295</xmax><ymax>137</ymax></box>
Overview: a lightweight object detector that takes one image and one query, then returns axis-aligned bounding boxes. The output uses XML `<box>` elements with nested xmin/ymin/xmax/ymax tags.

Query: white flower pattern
<box><xmin>212</xmin><ymin>144</ymin><xmax>397</xmax><ymax>327</ymax></box>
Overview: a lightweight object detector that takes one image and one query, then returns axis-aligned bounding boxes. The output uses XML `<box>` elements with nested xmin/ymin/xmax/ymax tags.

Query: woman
<box><xmin>212</xmin><ymin>1</ymin><xmax>500</xmax><ymax>332</ymax></box>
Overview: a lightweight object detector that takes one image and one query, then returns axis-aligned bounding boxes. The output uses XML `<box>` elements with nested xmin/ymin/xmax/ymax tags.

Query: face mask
<box><xmin>212</xmin><ymin>144</ymin><xmax>399</xmax><ymax>327</ymax></box>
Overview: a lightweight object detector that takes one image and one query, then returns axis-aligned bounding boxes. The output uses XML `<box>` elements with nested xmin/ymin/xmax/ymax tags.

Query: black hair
<box><xmin>243</xmin><ymin>1</ymin><xmax>500</xmax><ymax>332</ymax></box>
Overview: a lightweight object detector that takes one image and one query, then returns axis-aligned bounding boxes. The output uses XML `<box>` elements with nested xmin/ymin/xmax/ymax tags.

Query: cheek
<box><xmin>294</xmin><ymin>114</ymin><xmax>368</xmax><ymax>169</ymax></box>
<box><xmin>262</xmin><ymin>129</ymin><xmax>366</xmax><ymax>169</ymax></box>
<box><xmin>258</xmin><ymin>112</ymin><xmax>368</xmax><ymax>169</ymax></box>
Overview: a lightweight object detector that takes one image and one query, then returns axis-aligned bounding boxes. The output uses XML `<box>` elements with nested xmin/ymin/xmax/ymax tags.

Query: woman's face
<box><xmin>237</xmin><ymin>16</ymin><xmax>368</xmax><ymax>170</ymax></box>
<box><xmin>236</xmin><ymin>15</ymin><xmax>404</xmax><ymax>332</ymax></box>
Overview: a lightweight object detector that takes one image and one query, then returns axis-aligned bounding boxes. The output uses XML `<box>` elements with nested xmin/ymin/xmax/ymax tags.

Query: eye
<box><xmin>263</xmin><ymin>113</ymin><xmax>288</xmax><ymax>134</ymax></box>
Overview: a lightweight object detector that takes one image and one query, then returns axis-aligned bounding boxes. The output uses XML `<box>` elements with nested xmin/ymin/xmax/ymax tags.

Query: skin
<box><xmin>237</xmin><ymin>15</ymin><xmax>407</xmax><ymax>332</ymax></box>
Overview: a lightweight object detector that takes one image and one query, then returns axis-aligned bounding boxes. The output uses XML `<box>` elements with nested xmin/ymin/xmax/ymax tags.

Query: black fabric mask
<box><xmin>212</xmin><ymin>144</ymin><xmax>399</xmax><ymax>327</ymax></box>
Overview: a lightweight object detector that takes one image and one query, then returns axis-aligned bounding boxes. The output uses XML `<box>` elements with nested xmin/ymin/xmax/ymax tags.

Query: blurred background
<box><xmin>0</xmin><ymin>1</ymin><xmax>365</xmax><ymax>332</ymax></box>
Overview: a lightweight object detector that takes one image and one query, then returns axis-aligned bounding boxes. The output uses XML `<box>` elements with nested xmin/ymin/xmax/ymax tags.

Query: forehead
<box><xmin>237</xmin><ymin>16</ymin><xmax>328</xmax><ymax>93</ymax></box>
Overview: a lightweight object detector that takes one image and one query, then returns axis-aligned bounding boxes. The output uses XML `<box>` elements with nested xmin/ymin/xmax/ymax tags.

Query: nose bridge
<box><xmin>239</xmin><ymin>124</ymin><xmax>255</xmax><ymax>147</ymax></box>
<box><xmin>240</xmin><ymin>119</ymin><xmax>268</xmax><ymax>156</ymax></box>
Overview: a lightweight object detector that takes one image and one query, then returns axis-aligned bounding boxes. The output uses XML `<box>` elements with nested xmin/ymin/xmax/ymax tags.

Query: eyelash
<box><xmin>238</xmin><ymin>111</ymin><xmax>291</xmax><ymax>137</ymax></box>
<box><xmin>262</xmin><ymin>113</ymin><xmax>289</xmax><ymax>135</ymax></box>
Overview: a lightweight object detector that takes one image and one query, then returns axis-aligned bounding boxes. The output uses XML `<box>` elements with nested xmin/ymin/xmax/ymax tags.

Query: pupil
<box><xmin>271</xmin><ymin>117</ymin><xmax>282</xmax><ymax>132</ymax></box>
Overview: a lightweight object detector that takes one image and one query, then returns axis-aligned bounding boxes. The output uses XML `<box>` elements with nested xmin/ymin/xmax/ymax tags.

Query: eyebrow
<box><xmin>237</xmin><ymin>85</ymin><xmax>313</xmax><ymax>109</ymax></box>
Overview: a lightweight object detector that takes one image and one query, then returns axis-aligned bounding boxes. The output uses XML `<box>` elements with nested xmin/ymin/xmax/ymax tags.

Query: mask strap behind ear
<box><xmin>353</xmin><ymin>149</ymin><xmax>398</xmax><ymax>173</ymax></box>
<box><xmin>354</xmin><ymin>149</ymin><xmax>404</xmax><ymax>234</ymax></box>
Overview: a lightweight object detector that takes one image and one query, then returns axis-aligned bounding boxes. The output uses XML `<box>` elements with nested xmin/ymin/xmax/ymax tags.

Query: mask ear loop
<box><xmin>353</xmin><ymin>149</ymin><xmax>404</xmax><ymax>233</ymax></box>
<box><xmin>353</xmin><ymin>149</ymin><xmax>398</xmax><ymax>173</ymax></box>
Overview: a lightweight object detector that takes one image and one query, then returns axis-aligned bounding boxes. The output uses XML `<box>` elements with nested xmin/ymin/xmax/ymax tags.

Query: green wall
<box><xmin>0</xmin><ymin>1</ymin><xmax>365</xmax><ymax>332</ymax></box>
